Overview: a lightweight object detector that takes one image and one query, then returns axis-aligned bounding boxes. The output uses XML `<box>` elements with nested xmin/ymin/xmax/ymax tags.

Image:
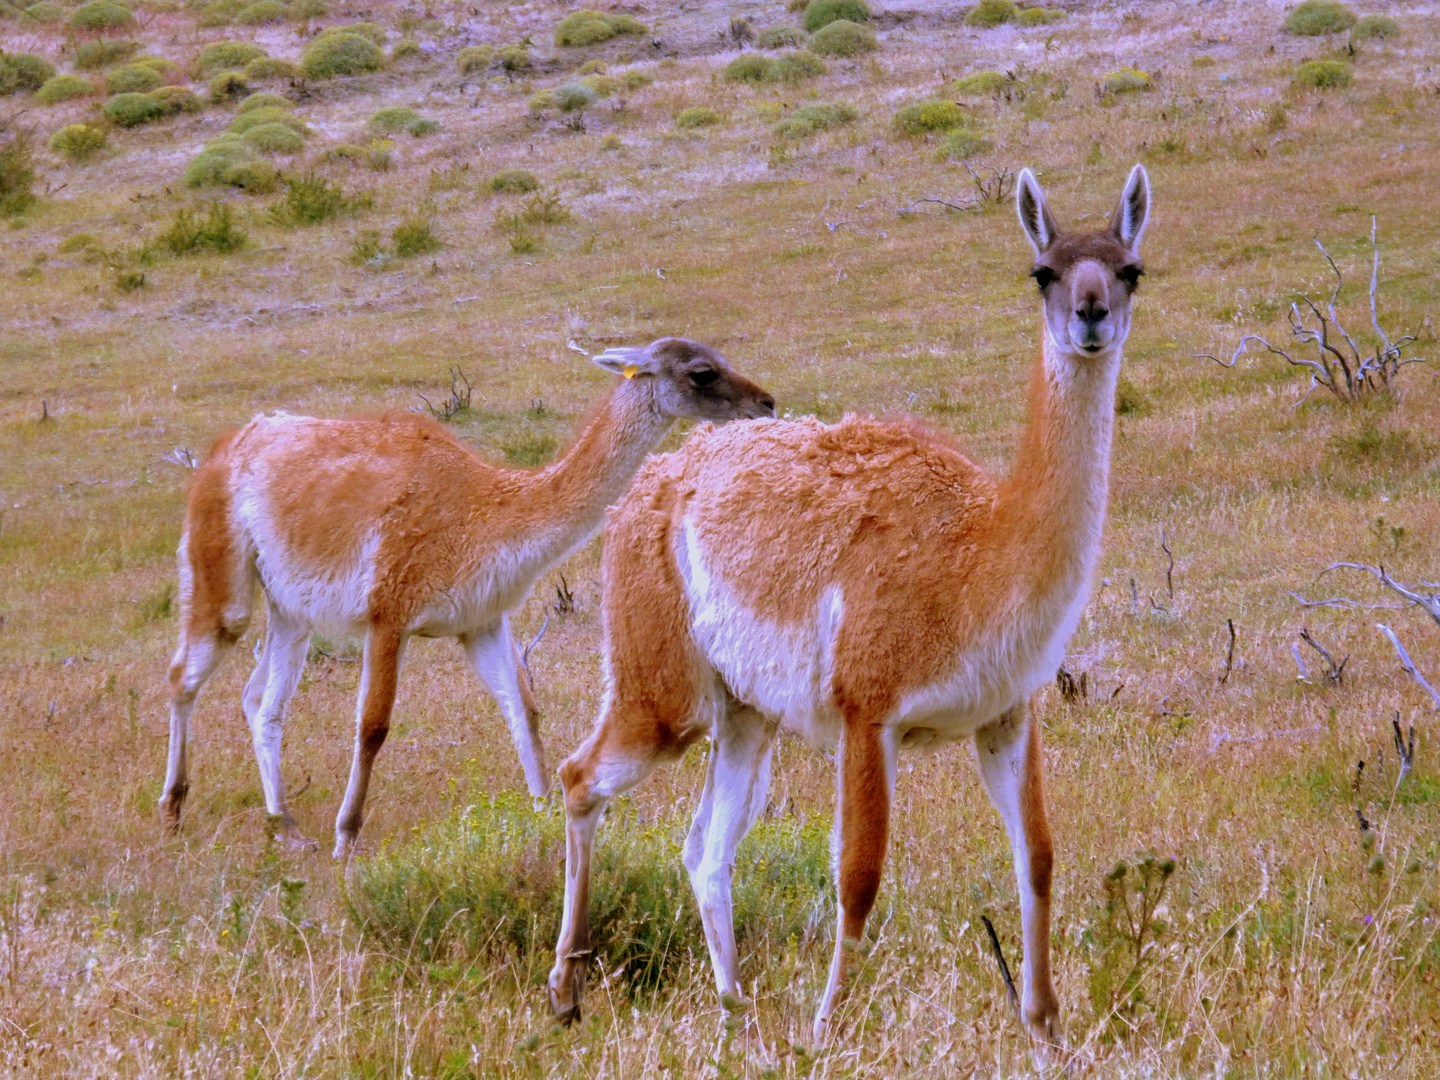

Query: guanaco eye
<box><xmin>1119</xmin><ymin>263</ymin><xmax>1144</xmax><ymax>289</ymax></box>
<box><xmin>1031</xmin><ymin>266</ymin><xmax>1056</xmax><ymax>291</ymax></box>
<box><xmin>689</xmin><ymin>368</ymin><xmax>720</xmax><ymax>387</ymax></box>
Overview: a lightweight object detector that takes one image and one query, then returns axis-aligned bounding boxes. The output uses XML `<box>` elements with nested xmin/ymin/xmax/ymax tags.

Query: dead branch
<box><xmin>1160</xmin><ymin>527</ymin><xmax>1174</xmax><ymax>602</ymax></box>
<box><xmin>1323</xmin><ymin>563</ymin><xmax>1440</xmax><ymax>628</ymax></box>
<box><xmin>1194</xmin><ymin>218</ymin><xmax>1425</xmax><ymax>401</ymax></box>
<box><xmin>980</xmin><ymin>915</ymin><xmax>1019</xmax><ymax>1015</ymax></box>
<box><xmin>1375</xmin><ymin>622</ymin><xmax>1440</xmax><ymax>710</ymax></box>
<box><xmin>1219</xmin><ymin>619</ymin><xmax>1236</xmax><ymax>685</ymax></box>
<box><xmin>964</xmin><ymin>163</ymin><xmax>1016</xmax><ymax>205</ymax></box>
<box><xmin>553</xmin><ymin>573</ymin><xmax>575</xmax><ymax>615</ymax></box>
<box><xmin>1299</xmin><ymin>627</ymin><xmax>1347</xmax><ymax>685</ymax></box>
<box><xmin>1392</xmin><ymin>714</ymin><xmax>1415</xmax><ymax>789</ymax></box>
<box><xmin>417</xmin><ymin>366</ymin><xmax>474</xmax><ymax>421</ymax></box>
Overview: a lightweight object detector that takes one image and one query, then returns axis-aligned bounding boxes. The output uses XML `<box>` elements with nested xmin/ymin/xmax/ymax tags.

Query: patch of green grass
<box><xmin>1294</xmin><ymin>59</ymin><xmax>1352</xmax><ymax>89</ymax></box>
<box><xmin>950</xmin><ymin>70</ymin><xmax>1009</xmax><ymax>96</ymax></box>
<box><xmin>810</xmin><ymin>19</ymin><xmax>877</xmax><ymax>57</ymax></box>
<box><xmin>102</xmin><ymin>92</ymin><xmax>167</xmax><ymax>128</ymax></box>
<box><xmin>1283</xmin><ymin>0</ymin><xmax>1357</xmax><ymax>36</ymax></box>
<box><xmin>1351</xmin><ymin>14</ymin><xmax>1399</xmax><ymax>41</ymax></box>
<box><xmin>769</xmin><ymin>49</ymin><xmax>826</xmax><ymax>81</ymax></box>
<box><xmin>1015</xmin><ymin>7</ymin><xmax>1065</xmax><ymax>26</ymax></box>
<box><xmin>774</xmin><ymin>102</ymin><xmax>858</xmax><ymax>140</ymax></box>
<box><xmin>676</xmin><ymin>106</ymin><xmax>721</xmax><ymax>129</ymax></box>
<box><xmin>1103</xmin><ymin>67</ymin><xmax>1153</xmax><ymax>94</ymax></box>
<box><xmin>301</xmin><ymin>32</ymin><xmax>384</xmax><ymax>79</ymax></box>
<box><xmin>803</xmin><ymin>0</ymin><xmax>869</xmax><ymax>32</ymax></box>
<box><xmin>893</xmin><ymin>99</ymin><xmax>967</xmax><ymax>135</ymax></box>
<box><xmin>935</xmin><ymin>128</ymin><xmax>991</xmax><ymax>161</ymax></box>
<box><xmin>392</xmin><ymin>217</ymin><xmax>442</xmax><ymax>257</ymax></box>
<box><xmin>267</xmin><ymin>172</ymin><xmax>366</xmax><ymax>227</ymax></box>
<box><xmin>965</xmin><ymin>0</ymin><xmax>1016</xmax><ymax>27</ymax></box>
<box><xmin>35</xmin><ymin>75</ymin><xmax>97</xmax><ymax>105</ymax></box>
<box><xmin>456</xmin><ymin>45</ymin><xmax>494</xmax><ymax>74</ymax></box>
<box><xmin>152</xmin><ymin>202</ymin><xmax>247</xmax><ymax>257</ymax></box>
<box><xmin>47</xmin><ymin>124</ymin><xmax>107</xmax><ymax>162</ymax></box>
<box><xmin>490</xmin><ymin>168</ymin><xmax>540</xmax><ymax>193</ymax></box>
<box><xmin>553</xmin><ymin>9</ymin><xmax>648</xmax><ymax>47</ymax></box>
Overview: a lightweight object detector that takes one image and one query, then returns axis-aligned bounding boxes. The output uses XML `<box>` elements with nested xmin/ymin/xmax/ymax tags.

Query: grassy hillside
<box><xmin>0</xmin><ymin>0</ymin><xmax>1436</xmax><ymax>1075</ymax></box>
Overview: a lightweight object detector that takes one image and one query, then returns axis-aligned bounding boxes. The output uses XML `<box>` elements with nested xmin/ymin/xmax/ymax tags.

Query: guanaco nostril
<box><xmin>758</xmin><ymin>395</ymin><xmax>776</xmax><ymax>415</ymax></box>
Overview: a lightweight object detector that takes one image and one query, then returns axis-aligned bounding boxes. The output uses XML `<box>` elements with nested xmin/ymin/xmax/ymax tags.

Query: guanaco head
<box><xmin>1017</xmin><ymin>164</ymin><xmax>1150</xmax><ymax>359</ymax></box>
<box><xmin>592</xmin><ymin>337</ymin><xmax>776</xmax><ymax>422</ymax></box>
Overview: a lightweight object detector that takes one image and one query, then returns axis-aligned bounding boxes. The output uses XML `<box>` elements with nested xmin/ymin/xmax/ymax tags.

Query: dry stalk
<box><xmin>1299</xmin><ymin>627</ymin><xmax>1347</xmax><ymax>685</ymax></box>
<box><xmin>1218</xmin><ymin>619</ymin><xmax>1236</xmax><ymax>685</ymax></box>
<box><xmin>1196</xmin><ymin>218</ymin><xmax>1425</xmax><ymax>401</ymax></box>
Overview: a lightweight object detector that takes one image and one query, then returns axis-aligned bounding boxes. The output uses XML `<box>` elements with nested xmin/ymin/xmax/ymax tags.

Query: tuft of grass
<box><xmin>810</xmin><ymin>19</ymin><xmax>877</xmax><ymax>57</ymax></box>
<box><xmin>235</xmin><ymin>0</ymin><xmax>287</xmax><ymax>26</ymax></box>
<box><xmin>950</xmin><ymin>69</ymin><xmax>1009</xmax><ymax>95</ymax></box>
<box><xmin>103</xmin><ymin>64</ymin><xmax>161</xmax><ymax>95</ymax></box>
<box><xmin>774</xmin><ymin>102</ymin><xmax>858</xmax><ymax>140</ymax></box>
<box><xmin>491</xmin><ymin>168</ymin><xmax>540</xmax><ymax>193</ymax></box>
<box><xmin>208</xmin><ymin>70</ymin><xmax>249</xmax><ymax>104</ymax></box>
<box><xmin>197</xmin><ymin>40</ymin><xmax>268</xmax><ymax>78</ymax></box>
<box><xmin>236</xmin><ymin>91</ymin><xmax>291</xmax><ymax>114</ymax></box>
<box><xmin>68</xmin><ymin>0</ymin><xmax>134</xmax><ymax>31</ymax></box>
<box><xmin>36</xmin><ymin>75</ymin><xmax>98</xmax><ymax>105</ymax></box>
<box><xmin>0</xmin><ymin>127</ymin><xmax>37</xmax><ymax>217</ymax></box>
<box><xmin>152</xmin><ymin>202</ymin><xmax>247</xmax><ymax>256</ymax></box>
<box><xmin>1283</xmin><ymin>0</ymin><xmax>1357</xmax><ymax>36</ymax></box>
<box><xmin>267</xmin><ymin>171</ymin><xmax>366</xmax><ymax>227</ymax></box>
<box><xmin>241</xmin><ymin>56</ymin><xmax>299</xmax><ymax>82</ymax></box>
<box><xmin>758</xmin><ymin>24</ymin><xmax>806</xmax><ymax>49</ymax></box>
<box><xmin>803</xmin><ymin>0</ymin><xmax>869</xmax><ymax>32</ymax></box>
<box><xmin>148</xmin><ymin>86</ymin><xmax>202</xmax><ymax>116</ymax></box>
<box><xmin>1102</xmin><ymin>66</ymin><xmax>1153</xmax><ymax>94</ymax></box>
<box><xmin>1351</xmin><ymin>14</ymin><xmax>1399</xmax><ymax>41</ymax></box>
<box><xmin>1294</xmin><ymin>59</ymin><xmax>1352</xmax><ymax>89</ymax></box>
<box><xmin>769</xmin><ymin>48</ymin><xmax>826</xmax><ymax>81</ymax></box>
<box><xmin>184</xmin><ymin>136</ymin><xmax>254</xmax><ymax>188</ymax></box>
<box><xmin>301</xmin><ymin>32</ymin><xmax>384</xmax><ymax>79</ymax></box>
<box><xmin>0</xmin><ymin>53</ymin><xmax>55</xmax><ymax>95</ymax></box>
<box><xmin>103</xmin><ymin>92</ymin><xmax>167</xmax><ymax>128</ymax></box>
<box><xmin>1015</xmin><ymin>7</ymin><xmax>1065</xmax><ymax>26</ymax></box>
<box><xmin>391</xmin><ymin>39</ymin><xmax>422</xmax><ymax>62</ymax></box>
<box><xmin>391</xmin><ymin>217</ymin><xmax>442</xmax><ymax>257</ymax></box>
<box><xmin>74</xmin><ymin>39</ymin><xmax>139</xmax><ymax>71</ymax></box>
<box><xmin>893</xmin><ymin>99</ymin><xmax>968</xmax><ymax>134</ymax></box>
<box><xmin>456</xmin><ymin>45</ymin><xmax>494</xmax><ymax>74</ymax></box>
<box><xmin>241</xmin><ymin>122</ymin><xmax>304</xmax><ymax>154</ymax></box>
<box><xmin>935</xmin><ymin>128</ymin><xmax>991</xmax><ymax>161</ymax></box>
<box><xmin>554</xmin><ymin>9</ymin><xmax>648</xmax><ymax>48</ymax></box>
<box><xmin>965</xmin><ymin>0</ymin><xmax>1016</xmax><ymax>27</ymax></box>
<box><xmin>228</xmin><ymin>106</ymin><xmax>306</xmax><ymax>136</ymax></box>
<box><xmin>369</xmin><ymin>106</ymin><xmax>439</xmax><ymax>135</ymax></box>
<box><xmin>676</xmin><ymin>106</ymin><xmax>721</xmax><ymax>129</ymax></box>
<box><xmin>47</xmin><ymin>124</ymin><xmax>108</xmax><ymax>162</ymax></box>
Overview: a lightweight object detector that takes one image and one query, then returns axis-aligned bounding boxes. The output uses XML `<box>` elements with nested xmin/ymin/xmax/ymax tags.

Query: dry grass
<box><xmin>1</xmin><ymin>0</ymin><xmax>1438</xmax><ymax>1076</ymax></box>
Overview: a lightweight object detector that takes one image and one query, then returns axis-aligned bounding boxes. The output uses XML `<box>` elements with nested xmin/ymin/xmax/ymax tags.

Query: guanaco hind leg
<box><xmin>246</xmin><ymin>605</ymin><xmax>316</xmax><ymax>851</ymax></box>
<box><xmin>333</xmin><ymin>627</ymin><xmax>408</xmax><ymax>859</ymax></box>
<box><xmin>461</xmin><ymin>615</ymin><xmax>549</xmax><ymax>799</ymax></box>
<box><xmin>974</xmin><ymin>700</ymin><xmax>1060</xmax><ymax>1056</ymax></box>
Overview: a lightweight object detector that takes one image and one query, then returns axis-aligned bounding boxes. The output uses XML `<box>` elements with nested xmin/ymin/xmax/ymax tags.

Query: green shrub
<box><xmin>802</xmin><ymin>0</ymin><xmax>869</xmax><ymax>32</ymax></box>
<box><xmin>197</xmin><ymin>40</ymin><xmax>267</xmax><ymax>77</ymax></box>
<box><xmin>810</xmin><ymin>18</ymin><xmax>877</xmax><ymax>56</ymax></box>
<box><xmin>581</xmin><ymin>73</ymin><xmax>621</xmax><ymax>97</ymax></box>
<box><xmin>769</xmin><ymin>48</ymin><xmax>825</xmax><ymax>81</ymax></box>
<box><xmin>951</xmin><ymin>69</ymin><xmax>1008</xmax><ymax>95</ymax></box>
<box><xmin>964</xmin><ymin>0</ymin><xmax>1015</xmax><ymax>27</ymax></box>
<box><xmin>75</xmin><ymin>39</ymin><xmax>139</xmax><ymax>71</ymax></box>
<box><xmin>103</xmin><ymin>91</ymin><xmax>166</xmax><ymax>126</ymax></box>
<box><xmin>208</xmin><ymin>70</ymin><xmax>249</xmax><ymax>102</ymax></box>
<box><xmin>348</xmin><ymin>796</ymin><xmax>833</xmax><ymax>990</ymax></box>
<box><xmin>241</xmin><ymin>56</ymin><xmax>298</xmax><ymax>82</ymax></box>
<box><xmin>184</xmin><ymin>136</ymin><xmax>252</xmax><ymax>186</ymax></box>
<box><xmin>237</xmin><ymin>90</ymin><xmax>290</xmax><ymax>113</ymax></box>
<box><xmin>622</xmin><ymin>69</ymin><xmax>651</xmax><ymax>90</ymax></box>
<box><xmin>154</xmin><ymin>201</ymin><xmax>246</xmax><ymax>255</ymax></box>
<box><xmin>149</xmin><ymin>85</ymin><xmax>202</xmax><ymax>115</ymax></box>
<box><xmin>228</xmin><ymin>105</ymin><xmax>306</xmax><ymax>134</ymax></box>
<box><xmin>1351</xmin><ymin>14</ymin><xmax>1399</xmax><ymax>41</ymax></box>
<box><xmin>1102</xmin><ymin>67</ymin><xmax>1152</xmax><ymax>94</ymax></box>
<box><xmin>322</xmin><ymin>142</ymin><xmax>365</xmax><ymax>164</ymax></box>
<box><xmin>1283</xmin><ymin>0</ymin><xmax>1356</xmax><ymax>35</ymax></box>
<box><xmin>57</xmin><ymin>233</ymin><xmax>97</xmax><ymax>253</ymax></box>
<box><xmin>1293</xmin><ymin>59</ymin><xmax>1352</xmax><ymax>88</ymax></box>
<box><xmin>725</xmin><ymin>54</ymin><xmax>773</xmax><ymax>81</ymax></box>
<box><xmin>0</xmin><ymin>128</ymin><xmax>37</xmax><ymax>217</ymax></box>
<box><xmin>935</xmin><ymin>128</ymin><xmax>991</xmax><ymax>160</ymax></box>
<box><xmin>268</xmin><ymin>171</ymin><xmax>365</xmax><ymax>226</ymax></box>
<box><xmin>234</xmin><ymin>0</ymin><xmax>287</xmax><ymax>24</ymax></box>
<box><xmin>69</xmin><ymin>0</ymin><xmax>135</xmax><ymax>31</ymax></box>
<box><xmin>292</xmin><ymin>0</ymin><xmax>326</xmax><ymax>16</ymax></box>
<box><xmin>242</xmin><ymin>121</ymin><xmax>303</xmax><ymax>152</ymax></box>
<box><xmin>369</xmin><ymin>105</ymin><xmax>419</xmax><ymax>131</ymax></box>
<box><xmin>133</xmin><ymin>55</ymin><xmax>178</xmax><ymax>76</ymax></box>
<box><xmin>1</xmin><ymin>53</ymin><xmax>55</xmax><ymax>96</ymax></box>
<box><xmin>301</xmin><ymin>32</ymin><xmax>384</xmax><ymax>78</ymax></box>
<box><xmin>36</xmin><ymin>75</ymin><xmax>98</xmax><ymax>104</ymax></box>
<box><xmin>491</xmin><ymin>167</ymin><xmax>539</xmax><ymax>193</ymax></box>
<box><xmin>24</xmin><ymin>4</ymin><xmax>67</xmax><ymax>24</ymax></box>
<box><xmin>391</xmin><ymin>39</ymin><xmax>422</xmax><ymax>61</ymax></box>
<box><xmin>554</xmin><ymin>81</ymin><xmax>598</xmax><ymax>113</ymax></box>
<box><xmin>392</xmin><ymin>217</ymin><xmax>441</xmax><ymax>256</ymax></box>
<box><xmin>676</xmin><ymin>105</ymin><xmax>720</xmax><ymax>128</ymax></box>
<box><xmin>498</xmin><ymin>44</ymin><xmax>531</xmax><ymax>75</ymax></box>
<box><xmin>1015</xmin><ymin>7</ymin><xmax>1065</xmax><ymax>26</ymax></box>
<box><xmin>104</xmin><ymin>63</ymin><xmax>161</xmax><ymax>94</ymax></box>
<box><xmin>198</xmin><ymin>0</ymin><xmax>245</xmax><ymax>27</ymax></box>
<box><xmin>757</xmin><ymin>24</ymin><xmax>806</xmax><ymax>49</ymax></box>
<box><xmin>224</xmin><ymin>158</ymin><xmax>277</xmax><ymax>192</ymax></box>
<box><xmin>894</xmin><ymin>99</ymin><xmax>967</xmax><ymax>134</ymax></box>
<box><xmin>456</xmin><ymin>45</ymin><xmax>494</xmax><ymax>74</ymax></box>
<box><xmin>773</xmin><ymin>101</ymin><xmax>857</xmax><ymax>139</ymax></box>
<box><xmin>48</xmin><ymin>123</ymin><xmax>108</xmax><ymax>160</ymax></box>
<box><xmin>554</xmin><ymin>9</ymin><xmax>647</xmax><ymax>47</ymax></box>
<box><xmin>319</xmin><ymin>21</ymin><xmax>386</xmax><ymax>44</ymax></box>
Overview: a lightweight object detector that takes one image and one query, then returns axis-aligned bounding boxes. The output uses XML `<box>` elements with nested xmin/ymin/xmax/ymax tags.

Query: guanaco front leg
<box><xmin>244</xmin><ymin>607</ymin><xmax>316</xmax><ymax>851</ymax></box>
<box><xmin>333</xmin><ymin>627</ymin><xmax>407</xmax><ymax>859</ymax></box>
<box><xmin>974</xmin><ymin>699</ymin><xmax>1060</xmax><ymax>1060</ymax></box>
<box><xmin>461</xmin><ymin>616</ymin><xmax>549</xmax><ymax>799</ymax></box>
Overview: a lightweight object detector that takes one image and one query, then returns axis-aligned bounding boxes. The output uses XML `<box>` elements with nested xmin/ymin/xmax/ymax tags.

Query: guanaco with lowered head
<box><xmin>547</xmin><ymin>167</ymin><xmax>1151</xmax><ymax>1059</ymax></box>
<box><xmin>159</xmin><ymin>338</ymin><xmax>774</xmax><ymax>857</ymax></box>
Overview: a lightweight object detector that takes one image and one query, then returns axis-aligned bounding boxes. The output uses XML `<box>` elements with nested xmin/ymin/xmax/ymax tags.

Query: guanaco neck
<box><xmin>992</xmin><ymin>333</ymin><xmax>1121</xmax><ymax>605</ymax></box>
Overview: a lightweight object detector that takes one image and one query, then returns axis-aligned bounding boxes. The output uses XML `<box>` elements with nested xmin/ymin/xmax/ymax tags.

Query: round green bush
<box><xmin>553</xmin><ymin>82</ymin><xmax>598</xmax><ymax>113</ymax></box>
<box><xmin>149</xmin><ymin>85</ymin><xmax>202</xmax><ymax>114</ymax></box>
<box><xmin>757</xmin><ymin>25</ymin><xmax>806</xmax><ymax>49</ymax></box>
<box><xmin>198</xmin><ymin>0</ymin><xmax>245</xmax><ymax>27</ymax></box>
<box><xmin>935</xmin><ymin>128</ymin><xmax>991</xmax><ymax>160</ymax></box>
<box><xmin>1283</xmin><ymin>0</ymin><xmax>1356</xmax><ymax>35</ymax></box>
<box><xmin>36</xmin><ymin>75</ymin><xmax>98</xmax><ymax>104</ymax></box>
<box><xmin>1015</xmin><ymin>7</ymin><xmax>1064</xmax><ymax>26</ymax></box>
<box><xmin>802</xmin><ymin>0</ymin><xmax>869</xmax><ymax>32</ymax></box>
<box><xmin>0</xmin><ymin>53</ymin><xmax>55</xmax><ymax>94</ymax></box>
<box><xmin>810</xmin><ymin>19</ymin><xmax>876</xmax><ymax>56</ymax></box>
<box><xmin>241</xmin><ymin>57</ymin><xmax>298</xmax><ymax>82</ymax></box>
<box><xmin>769</xmin><ymin>49</ymin><xmax>826</xmax><ymax>81</ymax></box>
<box><xmin>554</xmin><ymin>9</ymin><xmax>647</xmax><ymax>47</ymax></box>
<box><xmin>75</xmin><ymin>39</ymin><xmax>139</xmax><ymax>70</ymax></box>
<box><xmin>622</xmin><ymin>69</ymin><xmax>652</xmax><ymax>90</ymax></box>
<box><xmin>774</xmin><ymin>101</ymin><xmax>857</xmax><ymax>139</ymax></box>
<box><xmin>456</xmin><ymin>45</ymin><xmax>494</xmax><ymax>74</ymax></box>
<box><xmin>235</xmin><ymin>0</ymin><xmax>287</xmax><ymax>25</ymax></box>
<box><xmin>133</xmin><ymin>55</ymin><xmax>177</xmax><ymax>76</ymax></box>
<box><xmin>58</xmin><ymin>233</ymin><xmax>98</xmax><ymax>253</ymax></box>
<box><xmin>103</xmin><ymin>91</ymin><xmax>166</xmax><ymax>127</ymax></box>
<box><xmin>1293</xmin><ymin>59</ymin><xmax>1351</xmax><ymax>88</ymax></box>
<box><xmin>24</xmin><ymin>4</ymin><xmax>67</xmax><ymax>24</ymax></box>
<box><xmin>1102</xmin><ymin>67</ymin><xmax>1151</xmax><ymax>94</ymax></box>
<box><xmin>208</xmin><ymin>71</ymin><xmax>249</xmax><ymax>102</ymax></box>
<box><xmin>185</xmin><ymin>137</ymin><xmax>251</xmax><ymax>186</ymax></box>
<box><xmin>580</xmin><ymin>73</ymin><xmax>620</xmax><ymax>97</ymax></box>
<box><xmin>893</xmin><ymin>99</ymin><xmax>967</xmax><ymax>134</ymax></box>
<box><xmin>676</xmin><ymin>105</ymin><xmax>720</xmax><ymax>128</ymax></box>
<box><xmin>292</xmin><ymin>0</ymin><xmax>326</xmax><ymax>16</ymax></box>
<box><xmin>392</xmin><ymin>39</ymin><xmax>422</xmax><ymax>60</ymax></box>
<box><xmin>104</xmin><ymin>63</ymin><xmax>162</xmax><ymax>94</ymax></box>
<box><xmin>318</xmin><ymin>21</ymin><xmax>386</xmax><ymax>44</ymax></box>
<box><xmin>491</xmin><ymin>168</ymin><xmax>539</xmax><ymax>193</ymax></box>
<box><xmin>951</xmin><ymin>70</ymin><xmax>1008</xmax><ymax>95</ymax></box>
<box><xmin>48</xmin><ymin>124</ymin><xmax>108</xmax><ymax>160</ymax></box>
<box><xmin>225</xmin><ymin>158</ymin><xmax>277</xmax><ymax>192</ymax></box>
<box><xmin>69</xmin><ymin>0</ymin><xmax>135</xmax><ymax>31</ymax></box>
<box><xmin>237</xmin><ymin>91</ymin><xmax>290</xmax><ymax>113</ymax></box>
<box><xmin>498</xmin><ymin>44</ymin><xmax>531</xmax><ymax>74</ymax></box>
<box><xmin>369</xmin><ymin>105</ymin><xmax>420</xmax><ymax>131</ymax></box>
<box><xmin>197</xmin><ymin>41</ymin><xmax>267</xmax><ymax>77</ymax></box>
<box><xmin>725</xmin><ymin>54</ymin><xmax>773</xmax><ymax>81</ymax></box>
<box><xmin>228</xmin><ymin>105</ymin><xmax>306</xmax><ymax>134</ymax></box>
<box><xmin>242</xmin><ymin>121</ymin><xmax>304</xmax><ymax>152</ymax></box>
<box><xmin>301</xmin><ymin>32</ymin><xmax>384</xmax><ymax>78</ymax></box>
<box><xmin>407</xmin><ymin>117</ymin><xmax>440</xmax><ymax>135</ymax></box>
<box><xmin>964</xmin><ymin>0</ymin><xmax>1015</xmax><ymax>27</ymax></box>
<box><xmin>1351</xmin><ymin>15</ymin><xmax>1399</xmax><ymax>41</ymax></box>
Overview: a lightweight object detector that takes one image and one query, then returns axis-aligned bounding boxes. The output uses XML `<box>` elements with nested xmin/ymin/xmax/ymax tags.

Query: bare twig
<box><xmin>1375</xmin><ymin>622</ymin><xmax>1440</xmax><ymax>709</ymax></box>
<box><xmin>1392</xmin><ymin>714</ymin><xmax>1415</xmax><ymax>789</ymax></box>
<box><xmin>1219</xmin><ymin>619</ymin><xmax>1236</xmax><ymax>685</ymax></box>
<box><xmin>1323</xmin><ymin>563</ymin><xmax>1440</xmax><ymax>628</ymax></box>
<box><xmin>553</xmin><ymin>573</ymin><xmax>575</xmax><ymax>615</ymax></box>
<box><xmin>1160</xmin><ymin>527</ymin><xmax>1174</xmax><ymax>602</ymax></box>
<box><xmin>964</xmin><ymin>163</ymin><xmax>1016</xmax><ymax>205</ymax></box>
<box><xmin>981</xmin><ymin>915</ymin><xmax>1019</xmax><ymax>1015</ymax></box>
<box><xmin>1299</xmin><ymin>627</ymin><xmax>1347</xmax><ymax>684</ymax></box>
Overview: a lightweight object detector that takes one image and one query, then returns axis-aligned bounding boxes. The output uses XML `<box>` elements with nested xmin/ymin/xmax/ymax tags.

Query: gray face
<box><xmin>646</xmin><ymin>337</ymin><xmax>776</xmax><ymax>422</ymax></box>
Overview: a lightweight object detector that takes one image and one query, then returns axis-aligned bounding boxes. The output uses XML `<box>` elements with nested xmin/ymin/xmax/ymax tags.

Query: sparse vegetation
<box><xmin>1015</xmin><ymin>7</ymin><xmax>1065</xmax><ymax>26</ymax></box>
<box><xmin>0</xmin><ymin>126</ymin><xmax>37</xmax><ymax>217</ymax></box>
<box><xmin>392</xmin><ymin>216</ymin><xmax>442</xmax><ymax>257</ymax></box>
<box><xmin>935</xmin><ymin>127</ymin><xmax>991</xmax><ymax>160</ymax></box>
<box><xmin>773</xmin><ymin>101</ymin><xmax>857</xmax><ymax>140</ymax></box>
<box><xmin>809</xmin><ymin>18</ymin><xmax>877</xmax><ymax>57</ymax></box>
<box><xmin>769</xmin><ymin>48</ymin><xmax>826</xmax><ymax>81</ymax></box>
<box><xmin>1294</xmin><ymin>58</ymin><xmax>1352</xmax><ymax>88</ymax></box>
<box><xmin>152</xmin><ymin>201</ymin><xmax>247</xmax><ymax>256</ymax></box>
<box><xmin>1102</xmin><ymin>66</ymin><xmax>1153</xmax><ymax>94</ymax></box>
<box><xmin>1283</xmin><ymin>0</ymin><xmax>1357</xmax><ymax>35</ymax></box>
<box><xmin>1351</xmin><ymin>14</ymin><xmax>1399</xmax><ymax>40</ymax></box>
<box><xmin>47</xmin><ymin>124</ymin><xmax>108</xmax><ymax>161</ymax></box>
<box><xmin>491</xmin><ymin>167</ymin><xmax>539</xmax><ymax>193</ymax></box>
<box><xmin>456</xmin><ymin>44</ymin><xmax>494</xmax><ymax>74</ymax></box>
<box><xmin>951</xmin><ymin>69</ymin><xmax>1009</xmax><ymax>95</ymax></box>
<box><xmin>267</xmin><ymin>170</ymin><xmax>366</xmax><ymax>227</ymax></box>
<box><xmin>676</xmin><ymin>105</ymin><xmax>720</xmax><ymax>128</ymax></box>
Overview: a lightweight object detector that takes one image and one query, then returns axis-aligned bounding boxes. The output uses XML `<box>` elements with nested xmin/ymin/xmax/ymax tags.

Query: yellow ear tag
<box><xmin>623</xmin><ymin>364</ymin><xmax>639</xmax><ymax>379</ymax></box>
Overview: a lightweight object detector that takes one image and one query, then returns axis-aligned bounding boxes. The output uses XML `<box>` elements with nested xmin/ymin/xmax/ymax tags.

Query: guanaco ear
<box><xmin>592</xmin><ymin>344</ymin><xmax>663</xmax><ymax>379</ymax></box>
<box><xmin>1109</xmin><ymin>163</ymin><xmax>1150</xmax><ymax>254</ymax></box>
<box><xmin>1016</xmin><ymin>167</ymin><xmax>1059</xmax><ymax>256</ymax></box>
